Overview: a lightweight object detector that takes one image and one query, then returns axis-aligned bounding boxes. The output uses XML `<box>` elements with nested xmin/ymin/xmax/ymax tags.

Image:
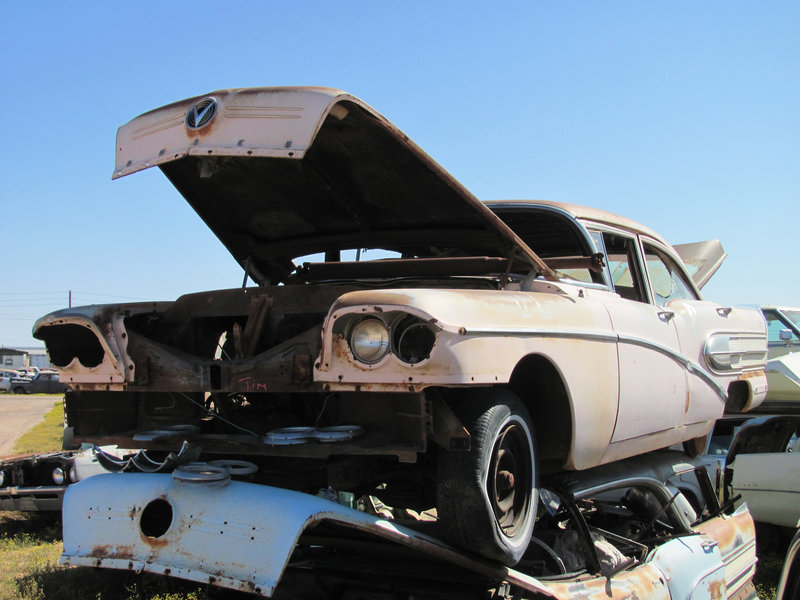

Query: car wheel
<box><xmin>14</xmin><ymin>386</ymin><xmax>26</xmax><ymax>394</ymax></box>
<box><xmin>436</xmin><ymin>389</ymin><xmax>537</xmax><ymax>565</ymax></box>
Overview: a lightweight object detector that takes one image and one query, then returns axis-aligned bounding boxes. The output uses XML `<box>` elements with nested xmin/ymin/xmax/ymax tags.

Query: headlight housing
<box><xmin>52</xmin><ymin>467</ymin><xmax>66</xmax><ymax>485</ymax></box>
<box><xmin>349</xmin><ymin>319</ymin><xmax>391</xmax><ymax>364</ymax></box>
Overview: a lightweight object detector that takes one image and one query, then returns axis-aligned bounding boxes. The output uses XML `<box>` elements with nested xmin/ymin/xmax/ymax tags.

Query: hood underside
<box><xmin>115</xmin><ymin>87</ymin><xmax>552</xmax><ymax>284</ymax></box>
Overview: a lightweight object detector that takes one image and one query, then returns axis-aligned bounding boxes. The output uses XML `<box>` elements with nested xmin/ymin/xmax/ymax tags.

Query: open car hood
<box><xmin>114</xmin><ymin>87</ymin><xmax>553</xmax><ymax>284</ymax></box>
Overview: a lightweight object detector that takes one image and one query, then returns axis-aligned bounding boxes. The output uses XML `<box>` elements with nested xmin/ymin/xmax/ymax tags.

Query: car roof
<box><xmin>485</xmin><ymin>199</ymin><xmax>670</xmax><ymax>248</ymax></box>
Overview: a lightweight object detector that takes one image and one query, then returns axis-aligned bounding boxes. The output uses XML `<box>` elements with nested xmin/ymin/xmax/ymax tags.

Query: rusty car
<box><xmin>60</xmin><ymin>450</ymin><xmax>758</xmax><ymax>599</ymax></box>
<box><xmin>0</xmin><ymin>446</ymin><xmax>111</xmax><ymax>511</ymax></box>
<box><xmin>34</xmin><ymin>87</ymin><xmax>768</xmax><ymax>565</ymax></box>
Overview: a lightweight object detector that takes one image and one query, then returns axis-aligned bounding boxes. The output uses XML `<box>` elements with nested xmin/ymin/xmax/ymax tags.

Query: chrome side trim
<box><xmin>460</xmin><ymin>327</ymin><xmax>729</xmax><ymax>401</ymax></box>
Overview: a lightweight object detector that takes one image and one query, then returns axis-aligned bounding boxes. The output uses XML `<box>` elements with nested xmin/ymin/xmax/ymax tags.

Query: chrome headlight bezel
<box><xmin>348</xmin><ymin>318</ymin><xmax>391</xmax><ymax>364</ymax></box>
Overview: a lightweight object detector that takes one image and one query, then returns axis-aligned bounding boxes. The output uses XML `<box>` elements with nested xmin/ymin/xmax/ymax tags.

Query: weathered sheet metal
<box><xmin>61</xmin><ymin>472</ymin><xmax>555</xmax><ymax>598</ymax></box>
<box><xmin>112</xmin><ymin>87</ymin><xmax>555</xmax><ymax>283</ymax></box>
<box><xmin>61</xmin><ymin>465</ymin><xmax>758</xmax><ymax>599</ymax></box>
<box><xmin>694</xmin><ymin>505</ymin><xmax>757</xmax><ymax>599</ymax></box>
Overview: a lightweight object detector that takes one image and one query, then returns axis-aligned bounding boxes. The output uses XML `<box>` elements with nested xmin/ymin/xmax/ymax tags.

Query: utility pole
<box><xmin>69</xmin><ymin>290</ymin><xmax>72</xmax><ymax>308</ymax></box>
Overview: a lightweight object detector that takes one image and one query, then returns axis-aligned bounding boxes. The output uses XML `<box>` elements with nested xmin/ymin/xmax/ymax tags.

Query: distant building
<box><xmin>0</xmin><ymin>347</ymin><xmax>51</xmax><ymax>370</ymax></box>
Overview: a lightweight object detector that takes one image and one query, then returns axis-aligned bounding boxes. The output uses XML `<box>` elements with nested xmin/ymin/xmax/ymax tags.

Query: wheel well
<box><xmin>507</xmin><ymin>354</ymin><xmax>572</xmax><ymax>473</ymax></box>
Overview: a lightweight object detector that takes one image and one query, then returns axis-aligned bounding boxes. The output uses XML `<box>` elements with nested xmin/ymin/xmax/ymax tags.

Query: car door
<box><xmin>597</xmin><ymin>230</ymin><xmax>686</xmax><ymax>444</ymax></box>
<box><xmin>640</xmin><ymin>239</ymin><xmax>764</xmax><ymax>424</ymax></box>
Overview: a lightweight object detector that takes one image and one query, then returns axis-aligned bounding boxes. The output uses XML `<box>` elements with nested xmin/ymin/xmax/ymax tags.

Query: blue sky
<box><xmin>1</xmin><ymin>2</ymin><xmax>797</xmax><ymax>347</ymax></box>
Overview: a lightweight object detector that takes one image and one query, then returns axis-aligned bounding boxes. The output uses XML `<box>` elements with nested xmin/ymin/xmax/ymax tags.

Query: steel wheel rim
<box><xmin>489</xmin><ymin>419</ymin><xmax>532</xmax><ymax>538</ymax></box>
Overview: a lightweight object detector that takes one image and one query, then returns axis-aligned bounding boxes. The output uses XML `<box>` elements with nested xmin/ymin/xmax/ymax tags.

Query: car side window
<box><xmin>763</xmin><ymin>310</ymin><xmax>800</xmax><ymax>344</ymax></box>
<box><xmin>601</xmin><ymin>232</ymin><xmax>646</xmax><ymax>302</ymax></box>
<box><xmin>642</xmin><ymin>244</ymin><xmax>698</xmax><ymax>307</ymax></box>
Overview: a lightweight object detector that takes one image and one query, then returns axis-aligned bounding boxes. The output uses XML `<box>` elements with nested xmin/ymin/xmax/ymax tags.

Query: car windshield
<box><xmin>783</xmin><ymin>309</ymin><xmax>800</xmax><ymax>329</ymax></box>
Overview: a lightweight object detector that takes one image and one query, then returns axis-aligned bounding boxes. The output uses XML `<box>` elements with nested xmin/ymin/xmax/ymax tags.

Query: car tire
<box><xmin>436</xmin><ymin>389</ymin><xmax>537</xmax><ymax>565</ymax></box>
<box><xmin>14</xmin><ymin>386</ymin><xmax>26</xmax><ymax>394</ymax></box>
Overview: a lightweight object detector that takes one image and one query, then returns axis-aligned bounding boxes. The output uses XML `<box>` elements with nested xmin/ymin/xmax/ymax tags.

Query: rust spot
<box><xmin>90</xmin><ymin>544</ymin><xmax>135</xmax><ymax>560</ymax></box>
<box><xmin>708</xmin><ymin>579</ymin><xmax>724</xmax><ymax>600</ymax></box>
<box><xmin>141</xmin><ymin>534</ymin><xmax>169</xmax><ymax>548</ymax></box>
<box><xmin>738</xmin><ymin>369</ymin><xmax>765</xmax><ymax>380</ymax></box>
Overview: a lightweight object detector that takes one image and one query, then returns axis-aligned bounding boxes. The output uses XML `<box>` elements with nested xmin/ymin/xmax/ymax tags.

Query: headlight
<box><xmin>52</xmin><ymin>467</ymin><xmax>66</xmax><ymax>485</ymax></box>
<box><xmin>0</xmin><ymin>470</ymin><xmax>5</xmax><ymax>487</ymax></box>
<box><xmin>349</xmin><ymin>319</ymin><xmax>390</xmax><ymax>364</ymax></box>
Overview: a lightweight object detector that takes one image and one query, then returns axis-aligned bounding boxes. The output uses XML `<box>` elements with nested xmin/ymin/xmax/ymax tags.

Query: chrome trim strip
<box><xmin>460</xmin><ymin>327</ymin><xmax>729</xmax><ymax>401</ymax></box>
<box><xmin>620</xmin><ymin>334</ymin><xmax>729</xmax><ymax>401</ymax></box>
<box><xmin>460</xmin><ymin>327</ymin><xmax>618</xmax><ymax>343</ymax></box>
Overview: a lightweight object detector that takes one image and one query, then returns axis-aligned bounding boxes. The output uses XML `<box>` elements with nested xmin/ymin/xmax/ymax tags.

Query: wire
<box><xmin>176</xmin><ymin>392</ymin><xmax>259</xmax><ymax>436</ymax></box>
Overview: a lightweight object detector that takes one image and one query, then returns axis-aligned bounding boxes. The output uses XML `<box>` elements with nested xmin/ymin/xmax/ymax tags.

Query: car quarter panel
<box><xmin>667</xmin><ymin>301</ymin><xmax>768</xmax><ymax>415</ymax></box>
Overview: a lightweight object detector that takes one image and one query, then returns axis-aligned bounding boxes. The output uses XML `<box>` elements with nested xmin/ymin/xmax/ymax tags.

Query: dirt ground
<box><xmin>0</xmin><ymin>395</ymin><xmax>60</xmax><ymax>457</ymax></box>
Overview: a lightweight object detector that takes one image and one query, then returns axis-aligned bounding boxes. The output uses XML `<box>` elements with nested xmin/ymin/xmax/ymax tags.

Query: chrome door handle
<box><xmin>658</xmin><ymin>310</ymin><xmax>675</xmax><ymax>322</ymax></box>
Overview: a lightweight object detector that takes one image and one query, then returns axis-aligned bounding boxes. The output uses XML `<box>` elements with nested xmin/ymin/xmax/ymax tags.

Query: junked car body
<box><xmin>61</xmin><ymin>451</ymin><xmax>758</xmax><ymax>599</ymax></box>
<box><xmin>34</xmin><ymin>87</ymin><xmax>768</xmax><ymax>564</ymax></box>
<box><xmin>0</xmin><ymin>446</ymin><xmax>111</xmax><ymax>511</ymax></box>
<box><xmin>760</xmin><ymin>306</ymin><xmax>800</xmax><ymax>412</ymax></box>
<box><xmin>724</xmin><ymin>415</ymin><xmax>800</xmax><ymax>530</ymax></box>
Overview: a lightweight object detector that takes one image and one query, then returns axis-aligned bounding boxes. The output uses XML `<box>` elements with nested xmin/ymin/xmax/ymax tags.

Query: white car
<box><xmin>34</xmin><ymin>87</ymin><xmax>768</xmax><ymax>564</ymax></box>
<box><xmin>725</xmin><ymin>415</ymin><xmax>800</xmax><ymax>531</ymax></box>
<box><xmin>760</xmin><ymin>306</ymin><xmax>800</xmax><ymax>412</ymax></box>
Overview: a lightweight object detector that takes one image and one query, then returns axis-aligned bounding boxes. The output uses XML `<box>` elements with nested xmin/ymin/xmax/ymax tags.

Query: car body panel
<box><xmin>0</xmin><ymin>448</ymin><xmax>110</xmax><ymax>511</ymax></box>
<box><xmin>673</xmin><ymin>239</ymin><xmax>728</xmax><ymax>291</ymax></box>
<box><xmin>759</xmin><ymin>306</ymin><xmax>800</xmax><ymax>413</ymax></box>
<box><xmin>726</xmin><ymin>415</ymin><xmax>800</xmax><ymax>528</ymax></box>
<box><xmin>113</xmin><ymin>87</ymin><xmax>554</xmax><ymax>284</ymax></box>
<box><xmin>61</xmin><ymin>453</ymin><xmax>757</xmax><ymax>599</ymax></box>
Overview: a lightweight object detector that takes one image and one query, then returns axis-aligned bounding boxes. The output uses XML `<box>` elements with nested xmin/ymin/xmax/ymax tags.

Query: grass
<box><xmin>13</xmin><ymin>401</ymin><xmax>66</xmax><ymax>455</ymax></box>
<box><xmin>0</xmin><ymin>405</ymin><xmax>785</xmax><ymax>598</ymax></box>
<box><xmin>0</xmin><ymin>511</ymin><xmax>214</xmax><ymax>599</ymax></box>
<box><xmin>754</xmin><ymin>551</ymin><xmax>784</xmax><ymax>600</ymax></box>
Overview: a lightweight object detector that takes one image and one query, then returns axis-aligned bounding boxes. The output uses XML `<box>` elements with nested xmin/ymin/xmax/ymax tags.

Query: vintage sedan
<box><xmin>33</xmin><ymin>87</ymin><xmax>768</xmax><ymax>564</ymax></box>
